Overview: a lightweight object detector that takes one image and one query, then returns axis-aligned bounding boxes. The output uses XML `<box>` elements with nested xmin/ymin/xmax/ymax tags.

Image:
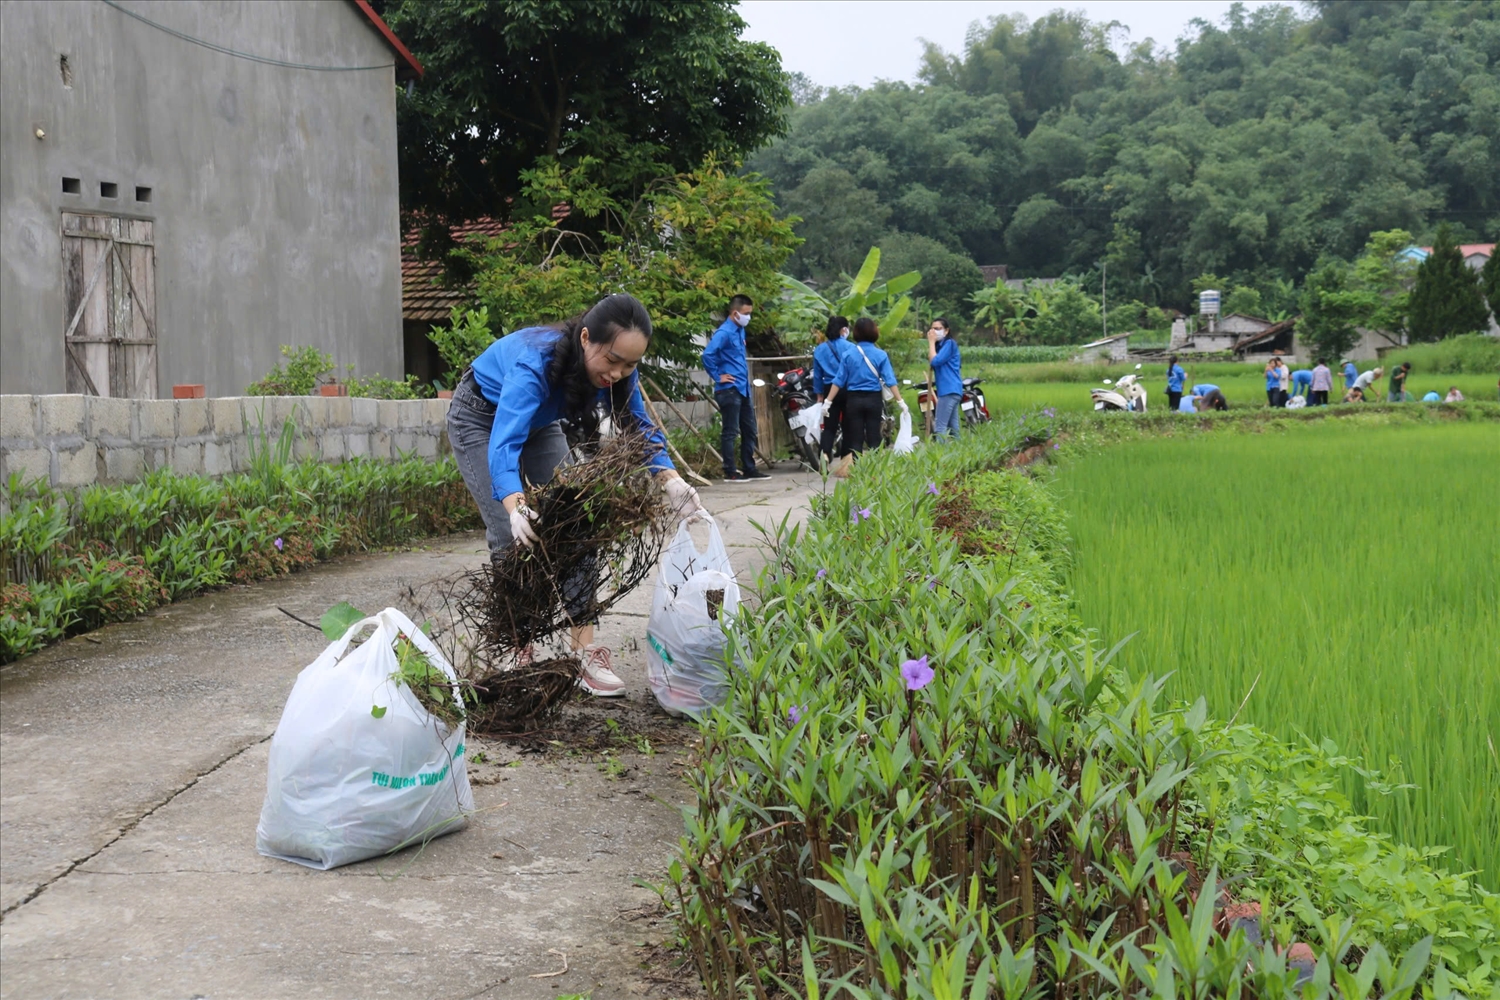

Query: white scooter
<box><xmin>1091</xmin><ymin>365</ymin><xmax>1148</xmax><ymax>412</ymax></box>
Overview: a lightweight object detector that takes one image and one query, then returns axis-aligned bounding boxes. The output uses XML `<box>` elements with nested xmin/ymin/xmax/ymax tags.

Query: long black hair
<box><xmin>824</xmin><ymin>315</ymin><xmax>849</xmax><ymax>342</ymax></box>
<box><xmin>546</xmin><ymin>293</ymin><xmax>652</xmax><ymax>440</ymax></box>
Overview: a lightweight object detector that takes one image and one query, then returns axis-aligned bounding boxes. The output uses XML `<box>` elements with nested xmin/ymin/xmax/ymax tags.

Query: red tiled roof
<box><xmin>349</xmin><ymin>0</ymin><xmax>423</xmax><ymax>79</ymax></box>
<box><xmin>1414</xmin><ymin>243</ymin><xmax>1495</xmax><ymax>257</ymax></box>
<box><xmin>401</xmin><ymin>219</ymin><xmax>508</xmax><ymax>322</ymax></box>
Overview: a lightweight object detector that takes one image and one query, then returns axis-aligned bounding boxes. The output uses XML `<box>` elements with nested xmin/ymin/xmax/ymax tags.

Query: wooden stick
<box><xmin>637</xmin><ymin>382</ymin><xmax>712</xmax><ymax>487</ymax></box>
<box><xmin>651</xmin><ymin>375</ymin><xmax>779</xmax><ymax>471</ymax></box>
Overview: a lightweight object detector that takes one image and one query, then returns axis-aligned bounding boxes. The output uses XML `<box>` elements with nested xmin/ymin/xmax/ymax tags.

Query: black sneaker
<box><xmin>740</xmin><ymin>469</ymin><xmax>772</xmax><ymax>481</ymax></box>
<box><xmin>723</xmin><ymin>471</ymin><xmax>749</xmax><ymax>483</ymax></box>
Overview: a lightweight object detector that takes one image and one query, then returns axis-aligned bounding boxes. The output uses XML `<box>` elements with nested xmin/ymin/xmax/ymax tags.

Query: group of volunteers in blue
<box><xmin>448</xmin><ymin>293</ymin><xmax>970</xmax><ymax>696</ymax></box>
<box><xmin>1165</xmin><ymin>353</ymin><xmax>1463</xmax><ymax>412</ymax></box>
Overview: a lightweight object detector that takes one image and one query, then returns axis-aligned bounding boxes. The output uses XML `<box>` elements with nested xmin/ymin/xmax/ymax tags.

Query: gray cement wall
<box><xmin>0</xmin><ymin>393</ymin><xmax>451</xmax><ymax>488</ymax></box>
<box><xmin>0</xmin><ymin>0</ymin><xmax>403</xmax><ymax>397</ymax></box>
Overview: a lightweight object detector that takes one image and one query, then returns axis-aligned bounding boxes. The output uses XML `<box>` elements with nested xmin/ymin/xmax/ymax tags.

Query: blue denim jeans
<box><xmin>715</xmin><ymin>387</ymin><xmax>759</xmax><ymax>477</ymax></box>
<box><xmin>446</xmin><ymin>373</ymin><xmax>596</xmax><ymax>620</ymax></box>
<box><xmin>933</xmin><ymin>393</ymin><xmax>962</xmax><ymax>439</ymax></box>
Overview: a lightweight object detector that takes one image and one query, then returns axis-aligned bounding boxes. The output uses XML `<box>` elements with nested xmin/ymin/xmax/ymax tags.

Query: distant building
<box><xmin>977</xmin><ymin>264</ymin><xmax>1008</xmax><ymax>285</ymax></box>
<box><xmin>1396</xmin><ymin>243</ymin><xmax>1494</xmax><ymax>271</ymax></box>
<box><xmin>401</xmin><ymin>218</ymin><xmax>508</xmax><ymax>384</ymax></box>
<box><xmin>0</xmin><ymin>0</ymin><xmax>421</xmax><ymax>397</ymax></box>
<box><xmin>1073</xmin><ymin>333</ymin><xmax>1130</xmax><ymax>362</ymax></box>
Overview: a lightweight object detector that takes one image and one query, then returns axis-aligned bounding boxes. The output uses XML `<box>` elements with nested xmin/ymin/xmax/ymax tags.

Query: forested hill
<box><xmin>748</xmin><ymin>0</ymin><xmax>1499</xmax><ymax>318</ymax></box>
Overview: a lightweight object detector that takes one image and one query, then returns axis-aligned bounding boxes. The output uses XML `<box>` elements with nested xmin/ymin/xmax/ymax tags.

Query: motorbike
<box><xmin>1091</xmin><ymin>368</ymin><xmax>1149</xmax><ymax>412</ymax></box>
<box><xmin>909</xmin><ymin>377</ymin><xmax>991</xmax><ymax>429</ymax></box>
<box><xmin>771</xmin><ymin>367</ymin><xmax>824</xmax><ymax>468</ymax></box>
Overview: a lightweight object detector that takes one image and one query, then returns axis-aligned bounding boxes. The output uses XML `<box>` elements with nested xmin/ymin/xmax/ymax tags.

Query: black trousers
<box><xmin>1167</xmin><ymin>390</ymin><xmax>1183</xmax><ymax>412</ymax></box>
<box><xmin>1311</xmin><ymin>390</ymin><xmax>1329</xmax><ymax>406</ymax></box>
<box><xmin>819</xmin><ymin>392</ymin><xmax>848</xmax><ymax>460</ymax></box>
<box><xmin>843</xmin><ymin>391</ymin><xmax>884</xmax><ymax>454</ymax></box>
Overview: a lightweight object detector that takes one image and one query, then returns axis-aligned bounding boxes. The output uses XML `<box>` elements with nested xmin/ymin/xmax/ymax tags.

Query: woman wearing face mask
<box><xmin>926</xmin><ymin>318</ymin><xmax>963</xmax><ymax>439</ymax></box>
<box><xmin>446</xmin><ymin>293</ymin><xmax>707</xmax><ymax>697</ymax></box>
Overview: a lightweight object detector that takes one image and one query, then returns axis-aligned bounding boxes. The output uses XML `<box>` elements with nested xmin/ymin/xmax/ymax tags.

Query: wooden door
<box><xmin>61</xmin><ymin>213</ymin><xmax>157</xmax><ymax>397</ymax></box>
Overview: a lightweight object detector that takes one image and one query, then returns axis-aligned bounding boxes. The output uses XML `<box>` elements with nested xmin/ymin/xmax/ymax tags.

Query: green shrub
<box><xmin>246</xmin><ymin>345</ymin><xmax>431</xmax><ymax>397</ymax></box>
<box><xmin>1384</xmin><ymin>333</ymin><xmax>1500</xmax><ymax>375</ymax></box>
<box><xmin>426</xmin><ymin>305</ymin><xmax>497</xmax><ymax>383</ymax></box>
<box><xmin>0</xmin><ymin>446</ymin><xmax>480</xmax><ymax>663</ymax></box>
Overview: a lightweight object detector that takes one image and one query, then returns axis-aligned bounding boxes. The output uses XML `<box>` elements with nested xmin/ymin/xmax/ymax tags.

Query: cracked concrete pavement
<box><xmin>0</xmin><ymin>470</ymin><xmax>819</xmax><ymax>999</ymax></box>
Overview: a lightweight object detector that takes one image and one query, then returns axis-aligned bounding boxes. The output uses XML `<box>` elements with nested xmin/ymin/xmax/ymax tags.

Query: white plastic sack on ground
<box><xmin>645</xmin><ymin>517</ymin><xmax>740</xmax><ymax>719</ymax></box>
<box><xmin>892</xmin><ymin>409</ymin><xmax>920</xmax><ymax>455</ymax></box>
<box><xmin>257</xmin><ymin>607</ymin><xmax>473</xmax><ymax>870</ymax></box>
<box><xmin>787</xmin><ymin>401</ymin><xmax>825</xmax><ymax>444</ymax></box>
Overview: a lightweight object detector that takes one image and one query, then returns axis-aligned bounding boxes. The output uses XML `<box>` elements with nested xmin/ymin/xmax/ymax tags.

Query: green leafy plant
<box><xmin>427</xmin><ymin>305</ymin><xmax>496</xmax><ymax>381</ymax></box>
<box><xmin>779</xmin><ymin>247</ymin><xmax>921</xmax><ymax>350</ymax></box>
<box><xmin>245</xmin><ymin>345</ymin><xmax>337</xmax><ymax>396</ymax></box>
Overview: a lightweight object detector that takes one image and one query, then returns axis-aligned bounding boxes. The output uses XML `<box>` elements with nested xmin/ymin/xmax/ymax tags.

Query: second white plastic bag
<box><xmin>256</xmin><ymin>607</ymin><xmax>473</xmax><ymax>870</ymax></box>
<box><xmin>645</xmin><ymin>517</ymin><xmax>740</xmax><ymax>719</ymax></box>
<box><xmin>892</xmin><ymin>409</ymin><xmax>920</xmax><ymax>455</ymax></box>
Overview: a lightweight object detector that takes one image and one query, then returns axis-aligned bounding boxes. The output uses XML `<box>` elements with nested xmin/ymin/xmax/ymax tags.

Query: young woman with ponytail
<box><xmin>446</xmin><ymin>293</ymin><xmax>706</xmax><ymax>696</ymax></box>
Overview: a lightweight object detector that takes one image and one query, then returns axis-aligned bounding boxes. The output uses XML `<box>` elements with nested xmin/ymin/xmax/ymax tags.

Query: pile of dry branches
<box><xmin>398</xmin><ymin>432</ymin><xmax>675</xmax><ymax>734</ymax></box>
<box><xmin>464</xmin><ymin>431</ymin><xmax>675</xmax><ymax>654</ymax></box>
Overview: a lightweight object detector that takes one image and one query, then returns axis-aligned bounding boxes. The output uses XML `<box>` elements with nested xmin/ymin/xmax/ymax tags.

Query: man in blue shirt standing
<box><xmin>1342</xmin><ymin>359</ymin><xmax>1358</xmax><ymax>390</ymax></box>
<box><xmin>702</xmin><ymin>295</ymin><xmax>770</xmax><ymax>482</ymax></box>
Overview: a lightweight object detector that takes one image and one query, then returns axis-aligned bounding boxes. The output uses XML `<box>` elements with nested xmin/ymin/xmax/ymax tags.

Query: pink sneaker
<box><xmin>577</xmin><ymin>645</ymin><xmax>626</xmax><ymax>697</ymax></box>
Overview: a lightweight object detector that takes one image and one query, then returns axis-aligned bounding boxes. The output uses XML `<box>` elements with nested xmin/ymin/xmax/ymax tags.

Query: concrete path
<box><xmin>0</xmin><ymin>470</ymin><xmax>820</xmax><ymax>1000</ymax></box>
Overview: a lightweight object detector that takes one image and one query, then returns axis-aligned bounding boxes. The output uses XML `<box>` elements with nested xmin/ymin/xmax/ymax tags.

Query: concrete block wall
<box><xmin>0</xmin><ymin>394</ymin><xmax>452</xmax><ymax>488</ymax></box>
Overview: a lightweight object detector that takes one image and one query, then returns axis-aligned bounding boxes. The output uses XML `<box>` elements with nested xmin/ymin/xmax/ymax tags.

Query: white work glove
<box><xmin>896</xmin><ymin>396</ymin><xmax>910</xmax><ymax>413</ymax></box>
<box><xmin>509</xmin><ymin>501</ymin><xmax>541</xmax><ymax>549</ymax></box>
<box><xmin>664</xmin><ymin>476</ymin><xmax>708</xmax><ymax>522</ymax></box>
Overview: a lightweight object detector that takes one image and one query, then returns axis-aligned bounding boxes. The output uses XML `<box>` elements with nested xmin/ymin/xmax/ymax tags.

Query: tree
<box><xmin>1407</xmin><ymin>224</ymin><xmax>1490</xmax><ymax>342</ymax></box>
<box><xmin>1480</xmin><ymin>248</ymin><xmax>1500</xmax><ymax>324</ymax></box>
<box><xmin>465</xmin><ymin>159</ymin><xmax>800</xmax><ymax>374</ymax></box>
<box><xmin>376</xmin><ymin>0</ymin><xmax>790</xmax><ymax>239</ymax></box>
<box><xmin>878</xmin><ymin>233</ymin><xmax>985</xmax><ymax>326</ymax></box>
<box><xmin>1298</xmin><ymin>259</ymin><xmax>1365</xmax><ymax>360</ymax></box>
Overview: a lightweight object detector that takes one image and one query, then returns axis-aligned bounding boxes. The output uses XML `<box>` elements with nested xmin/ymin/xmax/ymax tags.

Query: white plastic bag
<box><xmin>645</xmin><ymin>518</ymin><xmax>740</xmax><ymax>719</ymax></box>
<box><xmin>892</xmin><ymin>409</ymin><xmax>920</xmax><ymax>455</ymax></box>
<box><xmin>257</xmin><ymin>607</ymin><xmax>473</xmax><ymax>870</ymax></box>
<box><xmin>787</xmin><ymin>401</ymin><xmax>825</xmax><ymax>444</ymax></box>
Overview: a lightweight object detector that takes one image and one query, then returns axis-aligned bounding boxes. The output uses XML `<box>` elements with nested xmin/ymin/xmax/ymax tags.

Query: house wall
<box><xmin>0</xmin><ymin>0</ymin><xmax>403</xmax><ymax>397</ymax></box>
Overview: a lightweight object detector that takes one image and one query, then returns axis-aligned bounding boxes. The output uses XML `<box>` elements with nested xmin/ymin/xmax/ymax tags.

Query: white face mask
<box><xmin>931</xmin><ymin>328</ymin><xmax>947</xmax><ymax>341</ymax></box>
<box><xmin>732</xmin><ymin>311</ymin><xmax>750</xmax><ymax>328</ymax></box>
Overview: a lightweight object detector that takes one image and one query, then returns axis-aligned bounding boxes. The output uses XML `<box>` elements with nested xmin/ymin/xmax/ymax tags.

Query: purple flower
<box><xmin>787</xmin><ymin>704</ymin><xmax>805</xmax><ymax>725</ymax></box>
<box><xmin>1043</xmin><ymin>407</ymin><xmax>1056</xmax><ymax>418</ymax></box>
<box><xmin>1053</xmin><ymin>443</ymin><xmax>1061</xmax><ymax>450</ymax></box>
<box><xmin>901</xmin><ymin>655</ymin><xmax>934</xmax><ymax>691</ymax></box>
<box><xmin>926</xmin><ymin>575</ymin><xmax>939</xmax><ymax>591</ymax></box>
<box><xmin>816</xmin><ymin>568</ymin><xmax>828</xmax><ymax>580</ymax></box>
<box><xmin>850</xmin><ymin>506</ymin><xmax>873</xmax><ymax>523</ymax></box>
<box><xmin>926</xmin><ymin>482</ymin><xmax>939</xmax><ymax>496</ymax></box>
<box><xmin>274</xmin><ymin>537</ymin><xmax>284</xmax><ymax>552</ymax></box>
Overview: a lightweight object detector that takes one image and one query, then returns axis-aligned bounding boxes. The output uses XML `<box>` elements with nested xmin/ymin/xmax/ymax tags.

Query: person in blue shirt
<box><xmin>1264</xmin><ymin>359</ymin><xmax>1283</xmax><ymax>407</ymax></box>
<box><xmin>446</xmin><ymin>293</ymin><xmax>705</xmax><ymax>696</ymax></box>
<box><xmin>823</xmin><ymin>317</ymin><xmax>907</xmax><ymax>454</ymax></box>
<box><xmin>927</xmin><ymin>318</ymin><xmax>963</xmax><ymax>439</ymax></box>
<box><xmin>1291</xmin><ymin>369</ymin><xmax>1314</xmax><ymax>399</ymax></box>
<box><xmin>812</xmin><ymin>315</ymin><xmax>853</xmax><ymax>462</ymax></box>
<box><xmin>1181</xmin><ymin>384</ymin><xmax>1225</xmax><ymax>412</ymax></box>
<box><xmin>1165</xmin><ymin>355</ymin><xmax>1187</xmax><ymax>413</ymax></box>
<box><xmin>702</xmin><ymin>294</ymin><xmax>770</xmax><ymax>482</ymax></box>
<box><xmin>1342</xmin><ymin>359</ymin><xmax>1358</xmax><ymax>390</ymax></box>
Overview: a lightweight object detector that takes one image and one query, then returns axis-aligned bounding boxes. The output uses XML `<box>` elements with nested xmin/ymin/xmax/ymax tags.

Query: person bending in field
<box><xmin>1445</xmin><ymin>386</ymin><xmax>1465</xmax><ymax>402</ymax></box>
<box><xmin>446</xmin><ymin>293</ymin><xmax>707</xmax><ymax>696</ymax></box>
<box><xmin>1290</xmin><ymin>368</ymin><xmax>1313</xmax><ymax>401</ymax></box>
<box><xmin>1350</xmin><ymin>366</ymin><xmax>1382</xmax><ymax>401</ymax></box>
<box><xmin>1193</xmin><ymin>388</ymin><xmax>1228</xmax><ymax>411</ymax></box>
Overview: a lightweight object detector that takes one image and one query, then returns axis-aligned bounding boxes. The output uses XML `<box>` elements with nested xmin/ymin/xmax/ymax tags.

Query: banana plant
<box><xmin>781</xmin><ymin>247</ymin><xmax>921</xmax><ymax>338</ymax></box>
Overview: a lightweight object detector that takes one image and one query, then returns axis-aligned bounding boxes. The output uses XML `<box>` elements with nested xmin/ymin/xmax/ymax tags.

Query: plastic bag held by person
<box><xmin>645</xmin><ymin>518</ymin><xmax>740</xmax><ymax>718</ymax></box>
<box><xmin>257</xmin><ymin>608</ymin><xmax>474</xmax><ymax>870</ymax></box>
<box><xmin>892</xmin><ymin>409</ymin><xmax>920</xmax><ymax>455</ymax></box>
<box><xmin>787</xmin><ymin>401</ymin><xmax>824</xmax><ymax>445</ymax></box>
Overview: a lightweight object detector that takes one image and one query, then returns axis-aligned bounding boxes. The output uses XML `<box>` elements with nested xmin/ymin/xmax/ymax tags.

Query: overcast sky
<box><xmin>739</xmin><ymin>1</ymin><xmax>1292</xmax><ymax>90</ymax></box>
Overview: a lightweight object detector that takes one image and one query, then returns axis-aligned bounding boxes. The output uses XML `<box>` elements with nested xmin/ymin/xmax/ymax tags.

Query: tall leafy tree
<box><xmin>1407</xmin><ymin>224</ymin><xmax>1490</xmax><ymax>342</ymax></box>
<box><xmin>375</xmin><ymin>0</ymin><xmax>790</xmax><ymax>239</ymax></box>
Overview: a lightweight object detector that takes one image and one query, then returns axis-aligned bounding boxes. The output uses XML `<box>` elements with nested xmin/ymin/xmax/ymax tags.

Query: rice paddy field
<box><xmin>1052</xmin><ymin>417</ymin><xmax>1500</xmax><ymax>889</ymax></box>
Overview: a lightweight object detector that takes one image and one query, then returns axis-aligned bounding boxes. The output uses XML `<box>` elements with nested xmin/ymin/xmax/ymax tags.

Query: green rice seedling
<box><xmin>1054</xmin><ymin>419</ymin><xmax>1500</xmax><ymax>889</ymax></box>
